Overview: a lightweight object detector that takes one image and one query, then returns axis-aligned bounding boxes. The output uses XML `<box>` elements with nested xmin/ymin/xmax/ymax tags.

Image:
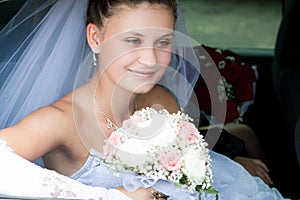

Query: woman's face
<box><xmin>98</xmin><ymin>3</ymin><xmax>175</xmax><ymax>94</ymax></box>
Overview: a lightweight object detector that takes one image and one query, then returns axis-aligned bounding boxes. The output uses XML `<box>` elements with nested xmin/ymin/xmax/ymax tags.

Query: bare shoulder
<box><xmin>137</xmin><ymin>85</ymin><xmax>180</xmax><ymax>113</ymax></box>
<box><xmin>34</xmin><ymin>92</ymin><xmax>73</xmax><ymax>120</ymax></box>
<box><xmin>0</xmin><ymin>93</ymin><xmax>76</xmax><ymax>160</ymax></box>
<box><xmin>51</xmin><ymin>94</ymin><xmax>73</xmax><ymax>115</ymax></box>
<box><xmin>24</xmin><ymin>93</ymin><xmax>77</xmax><ymax>140</ymax></box>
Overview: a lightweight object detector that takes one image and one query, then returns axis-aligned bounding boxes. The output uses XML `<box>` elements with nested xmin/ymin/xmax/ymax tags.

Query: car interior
<box><xmin>0</xmin><ymin>0</ymin><xmax>299</xmax><ymax>199</ymax></box>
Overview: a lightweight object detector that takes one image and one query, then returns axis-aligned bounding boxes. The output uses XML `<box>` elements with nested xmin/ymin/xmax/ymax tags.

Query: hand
<box><xmin>233</xmin><ymin>156</ymin><xmax>273</xmax><ymax>186</ymax></box>
<box><xmin>116</xmin><ymin>186</ymin><xmax>168</xmax><ymax>200</ymax></box>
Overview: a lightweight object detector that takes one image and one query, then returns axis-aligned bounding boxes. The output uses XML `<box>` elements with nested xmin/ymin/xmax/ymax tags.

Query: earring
<box><xmin>93</xmin><ymin>52</ymin><xmax>97</xmax><ymax>67</ymax></box>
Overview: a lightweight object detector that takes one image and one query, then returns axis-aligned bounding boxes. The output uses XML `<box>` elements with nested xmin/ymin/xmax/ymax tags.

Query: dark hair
<box><xmin>86</xmin><ymin>0</ymin><xmax>177</xmax><ymax>27</ymax></box>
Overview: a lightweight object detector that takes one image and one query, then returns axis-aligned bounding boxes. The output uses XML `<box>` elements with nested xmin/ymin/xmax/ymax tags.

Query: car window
<box><xmin>179</xmin><ymin>0</ymin><xmax>282</xmax><ymax>49</ymax></box>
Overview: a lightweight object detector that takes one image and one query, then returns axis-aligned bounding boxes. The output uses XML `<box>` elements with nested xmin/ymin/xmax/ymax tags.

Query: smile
<box><xmin>128</xmin><ymin>69</ymin><xmax>157</xmax><ymax>78</ymax></box>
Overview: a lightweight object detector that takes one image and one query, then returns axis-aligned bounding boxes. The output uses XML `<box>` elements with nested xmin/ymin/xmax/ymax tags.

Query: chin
<box><xmin>133</xmin><ymin>83</ymin><xmax>156</xmax><ymax>94</ymax></box>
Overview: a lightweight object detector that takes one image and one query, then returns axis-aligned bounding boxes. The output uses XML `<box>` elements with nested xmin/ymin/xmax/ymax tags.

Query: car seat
<box><xmin>272</xmin><ymin>0</ymin><xmax>300</xmax><ymax>166</ymax></box>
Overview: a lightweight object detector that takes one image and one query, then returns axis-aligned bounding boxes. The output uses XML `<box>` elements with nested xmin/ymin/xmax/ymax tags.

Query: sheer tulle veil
<box><xmin>0</xmin><ymin>0</ymin><xmax>91</xmax><ymax>128</ymax></box>
<box><xmin>0</xmin><ymin>0</ymin><xmax>220</xmax><ymax>154</ymax></box>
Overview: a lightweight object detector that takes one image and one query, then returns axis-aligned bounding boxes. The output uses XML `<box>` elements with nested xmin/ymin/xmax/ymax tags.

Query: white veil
<box><xmin>0</xmin><ymin>0</ymin><xmax>201</xmax><ymax>129</ymax></box>
<box><xmin>0</xmin><ymin>0</ymin><xmax>92</xmax><ymax>128</ymax></box>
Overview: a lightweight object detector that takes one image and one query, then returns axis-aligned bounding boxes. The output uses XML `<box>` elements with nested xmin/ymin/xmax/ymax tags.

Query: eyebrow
<box><xmin>124</xmin><ymin>31</ymin><xmax>174</xmax><ymax>38</ymax></box>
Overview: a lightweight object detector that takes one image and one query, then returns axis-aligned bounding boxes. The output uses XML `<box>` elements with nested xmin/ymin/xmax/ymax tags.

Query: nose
<box><xmin>138</xmin><ymin>47</ymin><xmax>157</xmax><ymax>67</ymax></box>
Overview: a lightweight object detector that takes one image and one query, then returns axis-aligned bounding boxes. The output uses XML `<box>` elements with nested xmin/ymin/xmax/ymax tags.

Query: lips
<box><xmin>128</xmin><ymin>69</ymin><xmax>157</xmax><ymax>78</ymax></box>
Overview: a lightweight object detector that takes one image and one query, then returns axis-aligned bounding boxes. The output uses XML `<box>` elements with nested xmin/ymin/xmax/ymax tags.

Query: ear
<box><xmin>86</xmin><ymin>23</ymin><xmax>101</xmax><ymax>53</ymax></box>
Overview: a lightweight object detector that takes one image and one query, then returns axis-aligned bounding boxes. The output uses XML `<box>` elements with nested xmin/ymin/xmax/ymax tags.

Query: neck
<box><xmin>89</xmin><ymin>73</ymin><xmax>137</xmax><ymax>127</ymax></box>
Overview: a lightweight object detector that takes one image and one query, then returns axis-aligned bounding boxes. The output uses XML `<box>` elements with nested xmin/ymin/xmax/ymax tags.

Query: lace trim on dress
<box><xmin>0</xmin><ymin>139</ymin><xmax>132</xmax><ymax>200</ymax></box>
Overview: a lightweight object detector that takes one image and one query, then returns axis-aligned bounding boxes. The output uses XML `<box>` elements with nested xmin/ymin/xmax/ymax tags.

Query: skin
<box><xmin>0</xmin><ymin>3</ymin><xmax>177</xmax><ymax>200</ymax></box>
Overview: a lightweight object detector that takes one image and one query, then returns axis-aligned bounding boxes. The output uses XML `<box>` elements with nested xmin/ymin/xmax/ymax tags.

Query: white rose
<box><xmin>183</xmin><ymin>147</ymin><xmax>206</xmax><ymax>183</ymax></box>
<box><xmin>117</xmin><ymin>139</ymin><xmax>150</xmax><ymax>168</ymax></box>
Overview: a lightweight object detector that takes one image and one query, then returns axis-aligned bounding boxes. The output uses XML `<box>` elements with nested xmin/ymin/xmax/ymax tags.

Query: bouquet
<box><xmin>101</xmin><ymin>107</ymin><xmax>217</xmax><ymax>199</ymax></box>
<box><xmin>194</xmin><ymin>45</ymin><xmax>257</xmax><ymax>124</ymax></box>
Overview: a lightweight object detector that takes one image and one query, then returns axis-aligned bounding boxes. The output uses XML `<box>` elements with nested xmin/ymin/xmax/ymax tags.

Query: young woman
<box><xmin>0</xmin><ymin>0</ymin><xmax>288</xmax><ymax>199</ymax></box>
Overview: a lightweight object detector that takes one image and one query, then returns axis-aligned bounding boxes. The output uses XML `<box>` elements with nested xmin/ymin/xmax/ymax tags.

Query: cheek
<box><xmin>100</xmin><ymin>48</ymin><xmax>171</xmax><ymax>85</ymax></box>
<box><xmin>99</xmin><ymin>41</ymin><xmax>135</xmax><ymax>71</ymax></box>
<box><xmin>156</xmin><ymin>50</ymin><xmax>172</xmax><ymax>68</ymax></box>
<box><xmin>103</xmin><ymin>53</ymin><xmax>137</xmax><ymax>83</ymax></box>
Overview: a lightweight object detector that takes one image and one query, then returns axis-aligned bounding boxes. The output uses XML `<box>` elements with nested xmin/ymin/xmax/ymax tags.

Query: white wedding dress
<box><xmin>0</xmin><ymin>140</ymin><xmax>131</xmax><ymax>200</ymax></box>
<box><xmin>0</xmin><ymin>139</ymin><xmax>289</xmax><ymax>200</ymax></box>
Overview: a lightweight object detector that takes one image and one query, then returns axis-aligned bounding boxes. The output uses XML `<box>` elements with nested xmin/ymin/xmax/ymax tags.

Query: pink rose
<box><xmin>102</xmin><ymin>135</ymin><xmax>120</xmax><ymax>156</ymax></box>
<box><xmin>122</xmin><ymin>116</ymin><xmax>146</xmax><ymax>131</ymax></box>
<box><xmin>160</xmin><ymin>150</ymin><xmax>182</xmax><ymax>172</ymax></box>
<box><xmin>122</xmin><ymin>119</ymin><xmax>135</xmax><ymax>130</ymax></box>
<box><xmin>108</xmin><ymin>135</ymin><xmax>119</xmax><ymax>146</ymax></box>
<box><xmin>130</xmin><ymin>115</ymin><xmax>145</xmax><ymax>125</ymax></box>
<box><xmin>177</xmin><ymin>121</ymin><xmax>199</xmax><ymax>143</ymax></box>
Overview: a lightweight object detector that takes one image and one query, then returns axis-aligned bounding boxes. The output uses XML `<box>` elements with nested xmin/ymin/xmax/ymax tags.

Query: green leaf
<box><xmin>196</xmin><ymin>186</ymin><xmax>219</xmax><ymax>200</ymax></box>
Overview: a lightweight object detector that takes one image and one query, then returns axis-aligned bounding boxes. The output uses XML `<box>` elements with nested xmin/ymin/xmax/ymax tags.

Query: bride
<box><xmin>0</xmin><ymin>0</ymin><xmax>288</xmax><ymax>199</ymax></box>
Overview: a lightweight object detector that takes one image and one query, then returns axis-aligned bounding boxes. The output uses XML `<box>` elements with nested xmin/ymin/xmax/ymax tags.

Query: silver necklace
<box><xmin>99</xmin><ymin>100</ymin><xmax>138</xmax><ymax>130</ymax></box>
<box><xmin>88</xmin><ymin>81</ymin><xmax>138</xmax><ymax>131</ymax></box>
<box><xmin>99</xmin><ymin>110</ymin><xmax>119</xmax><ymax>130</ymax></box>
<box><xmin>92</xmin><ymin>98</ymin><xmax>119</xmax><ymax>130</ymax></box>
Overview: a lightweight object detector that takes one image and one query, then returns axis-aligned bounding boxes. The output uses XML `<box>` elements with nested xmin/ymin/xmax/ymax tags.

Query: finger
<box><xmin>252</xmin><ymin>159</ymin><xmax>270</xmax><ymax>172</ymax></box>
<box><xmin>151</xmin><ymin>189</ymin><xmax>169</xmax><ymax>200</ymax></box>
<box><xmin>255</xmin><ymin>167</ymin><xmax>273</xmax><ymax>186</ymax></box>
<box><xmin>262</xmin><ymin>172</ymin><xmax>273</xmax><ymax>186</ymax></box>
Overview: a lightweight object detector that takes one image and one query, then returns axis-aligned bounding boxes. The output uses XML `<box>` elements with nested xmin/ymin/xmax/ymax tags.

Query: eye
<box><xmin>154</xmin><ymin>39</ymin><xmax>172</xmax><ymax>49</ymax></box>
<box><xmin>125</xmin><ymin>38</ymin><xmax>141</xmax><ymax>46</ymax></box>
